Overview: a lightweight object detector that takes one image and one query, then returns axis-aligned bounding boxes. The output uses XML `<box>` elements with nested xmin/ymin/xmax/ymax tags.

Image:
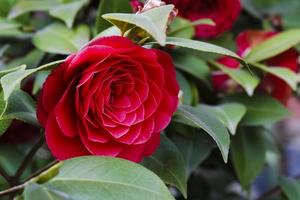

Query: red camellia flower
<box><xmin>131</xmin><ymin>0</ymin><xmax>241</xmax><ymax>39</ymax></box>
<box><xmin>37</xmin><ymin>36</ymin><xmax>179</xmax><ymax>162</ymax></box>
<box><xmin>213</xmin><ymin>30</ymin><xmax>299</xmax><ymax>104</ymax></box>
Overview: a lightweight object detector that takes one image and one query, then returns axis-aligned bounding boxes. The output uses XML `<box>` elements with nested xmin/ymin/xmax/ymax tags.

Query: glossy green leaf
<box><xmin>1</xmin><ymin>60</ymin><xmax>64</xmax><ymax>101</ymax></box>
<box><xmin>174</xmin><ymin>53</ymin><xmax>211</xmax><ymax>86</ymax></box>
<box><xmin>171</xmin><ymin>131</ymin><xmax>215</xmax><ymax>176</ymax></box>
<box><xmin>246</xmin><ymin>29</ymin><xmax>300</xmax><ymax>62</ymax></box>
<box><xmin>102</xmin><ymin>5</ymin><xmax>174</xmax><ymax>45</ymax></box>
<box><xmin>165</xmin><ymin>37</ymin><xmax>243</xmax><ymax>61</ymax></box>
<box><xmin>251</xmin><ymin>62</ymin><xmax>300</xmax><ymax>90</ymax></box>
<box><xmin>142</xmin><ymin>135</ymin><xmax>187</xmax><ymax>198</ymax></box>
<box><xmin>200</xmin><ymin>103</ymin><xmax>247</xmax><ymax>135</ymax></box>
<box><xmin>211</xmin><ymin>61</ymin><xmax>259</xmax><ymax>96</ymax></box>
<box><xmin>24</xmin><ymin>156</ymin><xmax>175</xmax><ymax>200</ymax></box>
<box><xmin>33</xmin><ymin>23</ymin><xmax>90</xmax><ymax>54</ymax></box>
<box><xmin>231</xmin><ymin>128</ymin><xmax>267</xmax><ymax>188</ymax></box>
<box><xmin>96</xmin><ymin>0</ymin><xmax>132</xmax><ymax>33</ymax></box>
<box><xmin>225</xmin><ymin>94</ymin><xmax>291</xmax><ymax>126</ymax></box>
<box><xmin>280</xmin><ymin>176</ymin><xmax>300</xmax><ymax>200</ymax></box>
<box><xmin>49</xmin><ymin>0</ymin><xmax>89</xmax><ymax>28</ymax></box>
<box><xmin>174</xmin><ymin>105</ymin><xmax>230</xmax><ymax>163</ymax></box>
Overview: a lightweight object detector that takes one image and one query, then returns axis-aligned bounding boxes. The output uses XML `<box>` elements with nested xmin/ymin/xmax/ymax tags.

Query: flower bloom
<box><xmin>131</xmin><ymin>0</ymin><xmax>241</xmax><ymax>39</ymax></box>
<box><xmin>37</xmin><ymin>36</ymin><xmax>179</xmax><ymax>162</ymax></box>
<box><xmin>213</xmin><ymin>30</ymin><xmax>299</xmax><ymax>104</ymax></box>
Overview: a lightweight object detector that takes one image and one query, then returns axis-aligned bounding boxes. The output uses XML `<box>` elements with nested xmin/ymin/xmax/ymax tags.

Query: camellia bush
<box><xmin>1</xmin><ymin>0</ymin><xmax>300</xmax><ymax>199</ymax></box>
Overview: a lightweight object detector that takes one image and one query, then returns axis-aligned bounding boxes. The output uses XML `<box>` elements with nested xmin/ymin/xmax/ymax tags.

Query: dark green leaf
<box><xmin>96</xmin><ymin>0</ymin><xmax>132</xmax><ymax>33</ymax></box>
<box><xmin>174</xmin><ymin>105</ymin><xmax>230</xmax><ymax>163</ymax></box>
<box><xmin>225</xmin><ymin>94</ymin><xmax>291</xmax><ymax>126</ymax></box>
<box><xmin>200</xmin><ymin>103</ymin><xmax>247</xmax><ymax>135</ymax></box>
<box><xmin>174</xmin><ymin>53</ymin><xmax>211</xmax><ymax>86</ymax></box>
<box><xmin>142</xmin><ymin>135</ymin><xmax>187</xmax><ymax>198</ymax></box>
<box><xmin>171</xmin><ymin>131</ymin><xmax>215</xmax><ymax>176</ymax></box>
<box><xmin>231</xmin><ymin>128</ymin><xmax>267</xmax><ymax>188</ymax></box>
<box><xmin>280</xmin><ymin>176</ymin><xmax>300</xmax><ymax>200</ymax></box>
<box><xmin>176</xmin><ymin>71</ymin><xmax>193</xmax><ymax>105</ymax></box>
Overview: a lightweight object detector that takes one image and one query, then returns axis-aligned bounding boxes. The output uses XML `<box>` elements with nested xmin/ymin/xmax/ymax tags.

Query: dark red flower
<box><xmin>131</xmin><ymin>0</ymin><xmax>241</xmax><ymax>39</ymax></box>
<box><xmin>37</xmin><ymin>36</ymin><xmax>179</xmax><ymax>162</ymax></box>
<box><xmin>213</xmin><ymin>30</ymin><xmax>299</xmax><ymax>104</ymax></box>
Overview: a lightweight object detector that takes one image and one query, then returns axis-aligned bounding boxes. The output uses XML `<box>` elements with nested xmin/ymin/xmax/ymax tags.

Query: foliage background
<box><xmin>1</xmin><ymin>0</ymin><xmax>300</xmax><ymax>200</ymax></box>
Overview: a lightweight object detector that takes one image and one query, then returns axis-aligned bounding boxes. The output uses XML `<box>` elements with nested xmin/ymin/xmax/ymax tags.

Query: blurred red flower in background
<box><xmin>213</xmin><ymin>30</ymin><xmax>299</xmax><ymax>104</ymax></box>
<box><xmin>131</xmin><ymin>0</ymin><xmax>241</xmax><ymax>39</ymax></box>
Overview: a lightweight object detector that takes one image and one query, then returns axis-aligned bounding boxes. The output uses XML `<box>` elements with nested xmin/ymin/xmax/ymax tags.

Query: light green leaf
<box><xmin>102</xmin><ymin>5</ymin><xmax>174</xmax><ymax>45</ymax></box>
<box><xmin>0</xmin><ymin>65</ymin><xmax>26</xmax><ymax>77</ymax></box>
<box><xmin>0</xmin><ymin>119</ymin><xmax>11</xmax><ymax>136</ymax></box>
<box><xmin>7</xmin><ymin>49</ymin><xmax>45</xmax><ymax>69</ymax></box>
<box><xmin>200</xmin><ymin>103</ymin><xmax>247</xmax><ymax>135</ymax></box>
<box><xmin>24</xmin><ymin>156</ymin><xmax>175</xmax><ymax>200</ymax></box>
<box><xmin>49</xmin><ymin>0</ymin><xmax>89</xmax><ymax>28</ymax></box>
<box><xmin>1</xmin><ymin>60</ymin><xmax>64</xmax><ymax>101</ymax></box>
<box><xmin>174</xmin><ymin>105</ymin><xmax>230</xmax><ymax>163</ymax></box>
<box><xmin>165</xmin><ymin>37</ymin><xmax>243</xmax><ymax>62</ymax></box>
<box><xmin>0</xmin><ymin>18</ymin><xmax>21</xmax><ymax>30</ymax></box>
<box><xmin>225</xmin><ymin>94</ymin><xmax>291</xmax><ymax>126</ymax></box>
<box><xmin>96</xmin><ymin>0</ymin><xmax>132</xmax><ymax>33</ymax></box>
<box><xmin>246</xmin><ymin>29</ymin><xmax>300</xmax><ymax>62</ymax></box>
<box><xmin>280</xmin><ymin>176</ymin><xmax>300</xmax><ymax>200</ymax></box>
<box><xmin>142</xmin><ymin>135</ymin><xmax>187</xmax><ymax>198</ymax></box>
<box><xmin>251</xmin><ymin>62</ymin><xmax>299</xmax><ymax>90</ymax></box>
<box><xmin>211</xmin><ymin>61</ymin><xmax>259</xmax><ymax>96</ymax></box>
<box><xmin>174</xmin><ymin>53</ymin><xmax>211</xmax><ymax>86</ymax></box>
<box><xmin>8</xmin><ymin>0</ymin><xmax>58</xmax><ymax>19</ymax></box>
<box><xmin>231</xmin><ymin>128</ymin><xmax>267</xmax><ymax>189</ymax></box>
<box><xmin>33</xmin><ymin>23</ymin><xmax>90</xmax><ymax>54</ymax></box>
<box><xmin>171</xmin><ymin>131</ymin><xmax>215</xmax><ymax>176</ymax></box>
<box><xmin>169</xmin><ymin>18</ymin><xmax>214</xmax><ymax>39</ymax></box>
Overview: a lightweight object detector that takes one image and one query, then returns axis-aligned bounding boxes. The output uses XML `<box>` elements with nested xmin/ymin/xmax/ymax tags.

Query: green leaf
<box><xmin>171</xmin><ymin>131</ymin><xmax>215</xmax><ymax>176</ymax></box>
<box><xmin>174</xmin><ymin>53</ymin><xmax>211</xmax><ymax>86</ymax></box>
<box><xmin>200</xmin><ymin>103</ymin><xmax>247</xmax><ymax>135</ymax></box>
<box><xmin>231</xmin><ymin>128</ymin><xmax>267</xmax><ymax>188</ymax></box>
<box><xmin>251</xmin><ymin>62</ymin><xmax>300</xmax><ymax>90</ymax></box>
<box><xmin>176</xmin><ymin>71</ymin><xmax>193</xmax><ymax>105</ymax></box>
<box><xmin>280</xmin><ymin>176</ymin><xmax>300</xmax><ymax>200</ymax></box>
<box><xmin>1</xmin><ymin>60</ymin><xmax>64</xmax><ymax>101</ymax></box>
<box><xmin>102</xmin><ymin>5</ymin><xmax>174</xmax><ymax>45</ymax></box>
<box><xmin>225</xmin><ymin>93</ymin><xmax>291</xmax><ymax>126</ymax></box>
<box><xmin>8</xmin><ymin>0</ymin><xmax>58</xmax><ymax>19</ymax></box>
<box><xmin>246</xmin><ymin>29</ymin><xmax>300</xmax><ymax>62</ymax></box>
<box><xmin>0</xmin><ymin>65</ymin><xmax>26</xmax><ymax>77</ymax></box>
<box><xmin>24</xmin><ymin>156</ymin><xmax>175</xmax><ymax>200</ymax></box>
<box><xmin>7</xmin><ymin>49</ymin><xmax>45</xmax><ymax>69</ymax></box>
<box><xmin>211</xmin><ymin>61</ymin><xmax>260</xmax><ymax>96</ymax></box>
<box><xmin>49</xmin><ymin>0</ymin><xmax>89</xmax><ymax>28</ymax></box>
<box><xmin>33</xmin><ymin>23</ymin><xmax>90</xmax><ymax>54</ymax></box>
<box><xmin>169</xmin><ymin>18</ymin><xmax>214</xmax><ymax>39</ymax></box>
<box><xmin>0</xmin><ymin>18</ymin><xmax>21</xmax><ymax>30</ymax></box>
<box><xmin>1</xmin><ymin>90</ymin><xmax>37</xmax><ymax>126</ymax></box>
<box><xmin>142</xmin><ymin>135</ymin><xmax>187</xmax><ymax>198</ymax></box>
<box><xmin>96</xmin><ymin>0</ymin><xmax>132</xmax><ymax>33</ymax></box>
<box><xmin>0</xmin><ymin>119</ymin><xmax>11</xmax><ymax>136</ymax></box>
<box><xmin>174</xmin><ymin>105</ymin><xmax>230</xmax><ymax>163</ymax></box>
<box><xmin>165</xmin><ymin>37</ymin><xmax>243</xmax><ymax>62</ymax></box>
